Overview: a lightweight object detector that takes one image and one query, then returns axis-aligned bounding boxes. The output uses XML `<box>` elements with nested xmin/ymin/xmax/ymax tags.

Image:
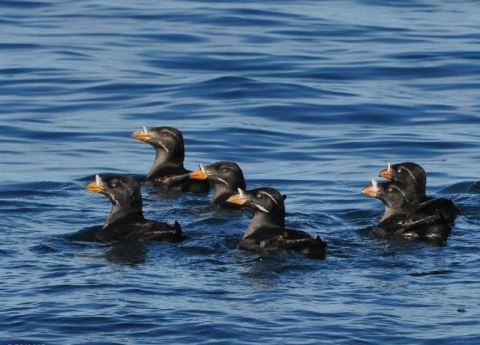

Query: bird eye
<box><xmin>256</xmin><ymin>193</ymin><xmax>262</xmax><ymax>199</ymax></box>
<box><xmin>388</xmin><ymin>188</ymin><xmax>393</xmax><ymax>192</ymax></box>
<box><xmin>397</xmin><ymin>169</ymin><xmax>402</xmax><ymax>173</ymax></box>
<box><xmin>162</xmin><ymin>132</ymin><xmax>169</xmax><ymax>137</ymax></box>
<box><xmin>111</xmin><ymin>182</ymin><xmax>117</xmax><ymax>188</ymax></box>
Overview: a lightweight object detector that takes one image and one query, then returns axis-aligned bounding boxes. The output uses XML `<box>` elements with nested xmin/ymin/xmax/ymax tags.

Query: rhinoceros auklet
<box><xmin>227</xmin><ymin>187</ymin><xmax>327</xmax><ymax>259</ymax></box>
<box><xmin>378</xmin><ymin>162</ymin><xmax>459</xmax><ymax>224</ymax></box>
<box><xmin>85</xmin><ymin>174</ymin><xmax>187</xmax><ymax>242</ymax></box>
<box><xmin>189</xmin><ymin>161</ymin><xmax>247</xmax><ymax>209</ymax></box>
<box><xmin>362</xmin><ymin>179</ymin><xmax>451</xmax><ymax>242</ymax></box>
<box><xmin>131</xmin><ymin>126</ymin><xmax>210</xmax><ymax>193</ymax></box>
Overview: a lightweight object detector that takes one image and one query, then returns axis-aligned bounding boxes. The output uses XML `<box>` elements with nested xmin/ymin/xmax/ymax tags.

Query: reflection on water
<box><xmin>105</xmin><ymin>242</ymin><xmax>148</xmax><ymax>266</ymax></box>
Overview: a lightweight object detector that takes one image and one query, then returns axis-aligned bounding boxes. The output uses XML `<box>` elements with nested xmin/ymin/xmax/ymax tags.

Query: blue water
<box><xmin>2</xmin><ymin>0</ymin><xmax>480</xmax><ymax>343</ymax></box>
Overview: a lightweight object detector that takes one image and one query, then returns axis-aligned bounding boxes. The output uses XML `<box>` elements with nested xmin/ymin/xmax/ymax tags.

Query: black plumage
<box><xmin>227</xmin><ymin>187</ymin><xmax>326</xmax><ymax>259</ymax></box>
<box><xmin>362</xmin><ymin>179</ymin><xmax>451</xmax><ymax>242</ymax></box>
<box><xmin>132</xmin><ymin>126</ymin><xmax>210</xmax><ymax>193</ymax></box>
<box><xmin>378</xmin><ymin>162</ymin><xmax>459</xmax><ymax>224</ymax></box>
<box><xmin>189</xmin><ymin>161</ymin><xmax>247</xmax><ymax>209</ymax></box>
<box><xmin>85</xmin><ymin>175</ymin><xmax>187</xmax><ymax>242</ymax></box>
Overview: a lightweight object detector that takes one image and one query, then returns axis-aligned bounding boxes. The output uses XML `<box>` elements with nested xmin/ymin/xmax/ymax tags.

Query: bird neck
<box><xmin>415</xmin><ymin>184</ymin><xmax>427</xmax><ymax>198</ymax></box>
<box><xmin>380</xmin><ymin>206</ymin><xmax>397</xmax><ymax>221</ymax></box>
<box><xmin>212</xmin><ymin>184</ymin><xmax>237</xmax><ymax>203</ymax></box>
<box><xmin>104</xmin><ymin>202</ymin><xmax>144</xmax><ymax>228</ymax></box>
<box><xmin>243</xmin><ymin>210</ymin><xmax>285</xmax><ymax>238</ymax></box>
<box><xmin>212</xmin><ymin>179</ymin><xmax>246</xmax><ymax>203</ymax></box>
<box><xmin>380</xmin><ymin>199</ymin><xmax>420</xmax><ymax>222</ymax></box>
<box><xmin>147</xmin><ymin>149</ymin><xmax>185</xmax><ymax>178</ymax></box>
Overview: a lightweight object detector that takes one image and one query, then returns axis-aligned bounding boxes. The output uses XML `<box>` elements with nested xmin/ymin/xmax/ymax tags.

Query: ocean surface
<box><xmin>1</xmin><ymin>0</ymin><xmax>480</xmax><ymax>344</ymax></box>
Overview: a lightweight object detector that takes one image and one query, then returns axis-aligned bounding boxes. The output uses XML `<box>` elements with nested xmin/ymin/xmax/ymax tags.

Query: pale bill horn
<box><xmin>238</xmin><ymin>188</ymin><xmax>246</xmax><ymax>199</ymax></box>
<box><xmin>95</xmin><ymin>174</ymin><xmax>103</xmax><ymax>187</ymax></box>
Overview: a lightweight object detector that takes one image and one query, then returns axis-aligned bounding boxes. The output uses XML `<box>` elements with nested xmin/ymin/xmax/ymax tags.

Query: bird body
<box><xmin>227</xmin><ymin>187</ymin><xmax>326</xmax><ymax>259</ymax></box>
<box><xmin>362</xmin><ymin>179</ymin><xmax>451</xmax><ymax>242</ymax></box>
<box><xmin>189</xmin><ymin>161</ymin><xmax>247</xmax><ymax>209</ymax></box>
<box><xmin>85</xmin><ymin>175</ymin><xmax>187</xmax><ymax>242</ymax></box>
<box><xmin>378</xmin><ymin>162</ymin><xmax>459</xmax><ymax>224</ymax></box>
<box><xmin>132</xmin><ymin>126</ymin><xmax>209</xmax><ymax>193</ymax></box>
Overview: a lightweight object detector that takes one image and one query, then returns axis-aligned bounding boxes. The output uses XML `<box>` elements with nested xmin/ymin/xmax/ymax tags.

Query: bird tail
<box><xmin>301</xmin><ymin>236</ymin><xmax>327</xmax><ymax>259</ymax></box>
<box><xmin>173</xmin><ymin>220</ymin><xmax>182</xmax><ymax>233</ymax></box>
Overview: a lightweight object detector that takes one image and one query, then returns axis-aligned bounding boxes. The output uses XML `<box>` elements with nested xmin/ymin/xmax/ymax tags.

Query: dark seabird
<box><xmin>85</xmin><ymin>174</ymin><xmax>187</xmax><ymax>242</ymax></box>
<box><xmin>378</xmin><ymin>162</ymin><xmax>459</xmax><ymax>224</ymax></box>
<box><xmin>227</xmin><ymin>187</ymin><xmax>326</xmax><ymax>259</ymax></box>
<box><xmin>362</xmin><ymin>179</ymin><xmax>451</xmax><ymax>242</ymax></box>
<box><xmin>189</xmin><ymin>161</ymin><xmax>247</xmax><ymax>209</ymax></box>
<box><xmin>132</xmin><ymin>126</ymin><xmax>210</xmax><ymax>193</ymax></box>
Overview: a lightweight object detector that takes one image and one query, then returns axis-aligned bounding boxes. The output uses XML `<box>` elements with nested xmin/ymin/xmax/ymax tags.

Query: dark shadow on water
<box><xmin>104</xmin><ymin>241</ymin><xmax>148</xmax><ymax>266</ymax></box>
<box><xmin>236</xmin><ymin>252</ymin><xmax>288</xmax><ymax>289</ymax></box>
<box><xmin>408</xmin><ymin>269</ymin><xmax>452</xmax><ymax>277</ymax></box>
<box><xmin>64</xmin><ymin>226</ymin><xmax>147</xmax><ymax>266</ymax></box>
<box><xmin>354</xmin><ymin>225</ymin><xmax>375</xmax><ymax>239</ymax></box>
<box><xmin>234</xmin><ymin>250</ymin><xmax>327</xmax><ymax>289</ymax></box>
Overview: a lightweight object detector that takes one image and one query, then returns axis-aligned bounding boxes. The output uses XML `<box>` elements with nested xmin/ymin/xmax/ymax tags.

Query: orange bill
<box><xmin>85</xmin><ymin>181</ymin><xmax>103</xmax><ymax>193</ymax></box>
<box><xmin>361</xmin><ymin>185</ymin><xmax>378</xmax><ymax>198</ymax></box>
<box><xmin>227</xmin><ymin>194</ymin><xmax>247</xmax><ymax>206</ymax></box>
<box><xmin>85</xmin><ymin>175</ymin><xmax>104</xmax><ymax>193</ymax></box>
<box><xmin>132</xmin><ymin>126</ymin><xmax>151</xmax><ymax>142</ymax></box>
<box><xmin>378</xmin><ymin>168</ymin><xmax>393</xmax><ymax>180</ymax></box>
<box><xmin>189</xmin><ymin>164</ymin><xmax>210</xmax><ymax>180</ymax></box>
<box><xmin>189</xmin><ymin>170</ymin><xmax>208</xmax><ymax>180</ymax></box>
